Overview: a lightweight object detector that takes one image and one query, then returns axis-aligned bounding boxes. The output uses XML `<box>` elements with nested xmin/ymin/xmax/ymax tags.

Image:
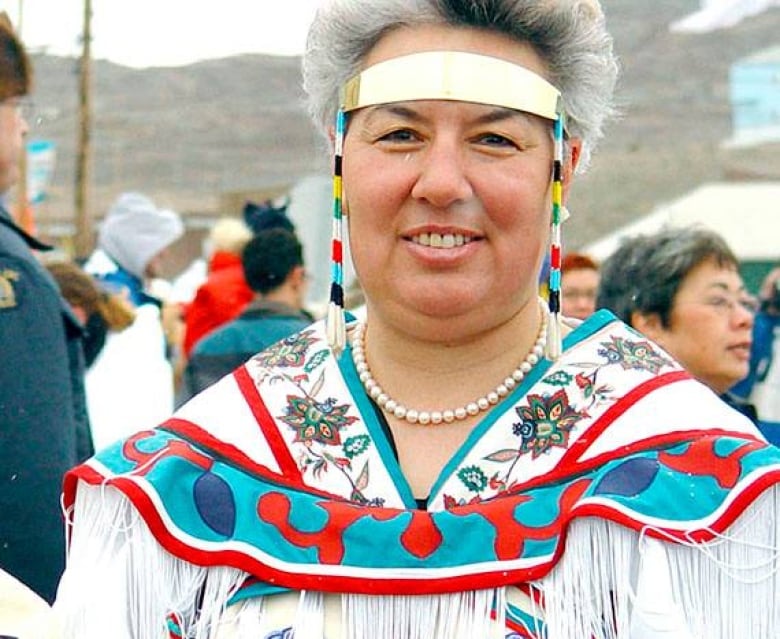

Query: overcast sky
<box><xmin>0</xmin><ymin>0</ymin><xmax>323</xmax><ymax>67</ymax></box>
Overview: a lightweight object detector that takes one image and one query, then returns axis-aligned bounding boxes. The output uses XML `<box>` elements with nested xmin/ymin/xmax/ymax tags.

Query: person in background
<box><xmin>731</xmin><ymin>266</ymin><xmax>780</xmax><ymax>445</ymax></box>
<box><xmin>596</xmin><ymin>226</ymin><xmax>759</xmax><ymax>424</ymax></box>
<box><xmin>181</xmin><ymin>228</ymin><xmax>312</xmax><ymax>401</ymax></box>
<box><xmin>83</xmin><ymin>191</ymin><xmax>183</xmax><ymax>450</ymax></box>
<box><xmin>242</xmin><ymin>197</ymin><xmax>293</xmax><ymax>235</ymax></box>
<box><xmin>181</xmin><ymin>216</ymin><xmax>254</xmax><ymax>358</ymax></box>
<box><xmin>55</xmin><ymin>2</ymin><xmax>780</xmax><ymax>637</ymax></box>
<box><xmin>0</xmin><ymin>14</ymin><xmax>90</xmax><ymax>604</ymax></box>
<box><xmin>45</xmin><ymin>259</ymin><xmax>135</xmax><ymax>368</ymax></box>
<box><xmin>560</xmin><ymin>251</ymin><xmax>599</xmax><ymax>320</ymax></box>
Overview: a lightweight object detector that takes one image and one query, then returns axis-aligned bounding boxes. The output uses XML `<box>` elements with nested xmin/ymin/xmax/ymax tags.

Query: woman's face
<box><xmin>638</xmin><ymin>258</ymin><xmax>754</xmax><ymax>394</ymax></box>
<box><xmin>562</xmin><ymin>267</ymin><xmax>600</xmax><ymax>320</ymax></box>
<box><xmin>341</xmin><ymin>25</ymin><xmax>579</xmax><ymax>338</ymax></box>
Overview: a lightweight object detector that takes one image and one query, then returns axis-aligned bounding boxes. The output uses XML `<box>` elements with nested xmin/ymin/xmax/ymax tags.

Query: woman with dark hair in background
<box><xmin>596</xmin><ymin>226</ymin><xmax>757</xmax><ymax>419</ymax></box>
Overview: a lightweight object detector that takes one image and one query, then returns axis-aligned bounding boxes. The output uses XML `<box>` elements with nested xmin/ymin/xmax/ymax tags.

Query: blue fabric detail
<box><xmin>193</xmin><ymin>471</ymin><xmax>236</xmax><ymax>537</ymax></box>
<box><xmin>92</xmin><ymin>428</ymin><xmax>780</xmax><ymax>574</ymax></box>
<box><xmin>593</xmin><ymin>458</ymin><xmax>659</xmax><ymax>497</ymax></box>
<box><xmin>227</xmin><ymin>581</ymin><xmax>291</xmax><ymax>606</ymax></box>
<box><xmin>94</xmin><ymin>266</ymin><xmax>156</xmax><ymax>308</ymax></box>
<box><xmin>732</xmin><ymin>311</ymin><xmax>780</xmax><ymax>398</ymax></box>
<box><xmin>339</xmin><ymin>341</ymin><xmax>418</xmax><ymax>508</ymax></box>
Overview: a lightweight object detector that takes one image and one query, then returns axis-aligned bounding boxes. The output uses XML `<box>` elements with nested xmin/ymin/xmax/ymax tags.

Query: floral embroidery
<box><xmin>443</xmin><ymin>328</ymin><xmax>676</xmax><ymax>507</ymax></box>
<box><xmin>458</xmin><ymin>389</ymin><xmax>586</xmax><ymax>501</ymax></box>
<box><xmin>344</xmin><ymin>434</ymin><xmax>371</xmax><ymax>459</ymax></box>
<box><xmin>574</xmin><ymin>369</ymin><xmax>614</xmax><ymax>409</ymax></box>
<box><xmin>257</xmin><ymin>331</ymin><xmax>382</xmax><ymax>505</ymax></box>
<box><xmin>513</xmin><ymin>389</ymin><xmax>586</xmax><ymax>458</ymax></box>
<box><xmin>542</xmin><ymin>370</ymin><xmax>573</xmax><ymax>387</ymax></box>
<box><xmin>458</xmin><ymin>465</ymin><xmax>489</xmax><ymax>493</ymax></box>
<box><xmin>253</xmin><ymin>329</ymin><xmax>319</xmax><ymax>368</ymax></box>
<box><xmin>282</xmin><ymin>395</ymin><xmax>358</xmax><ymax>447</ymax></box>
<box><xmin>597</xmin><ymin>335</ymin><xmax>672</xmax><ymax>374</ymax></box>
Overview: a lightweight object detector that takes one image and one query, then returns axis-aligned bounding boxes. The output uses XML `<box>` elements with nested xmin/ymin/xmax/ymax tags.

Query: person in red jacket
<box><xmin>182</xmin><ymin>217</ymin><xmax>254</xmax><ymax>357</ymax></box>
<box><xmin>183</xmin><ymin>202</ymin><xmax>298</xmax><ymax>357</ymax></box>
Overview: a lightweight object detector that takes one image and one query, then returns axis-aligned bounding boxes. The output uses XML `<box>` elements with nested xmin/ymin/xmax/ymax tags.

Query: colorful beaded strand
<box><xmin>546</xmin><ymin>111</ymin><xmax>566</xmax><ymax>360</ymax></box>
<box><xmin>326</xmin><ymin>108</ymin><xmax>347</xmax><ymax>356</ymax></box>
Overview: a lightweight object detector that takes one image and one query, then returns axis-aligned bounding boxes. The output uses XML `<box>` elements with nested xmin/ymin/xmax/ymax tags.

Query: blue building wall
<box><xmin>730</xmin><ymin>45</ymin><xmax>780</xmax><ymax>135</ymax></box>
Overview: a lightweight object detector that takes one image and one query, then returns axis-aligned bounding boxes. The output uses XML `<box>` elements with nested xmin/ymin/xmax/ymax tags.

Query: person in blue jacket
<box><xmin>0</xmin><ymin>15</ymin><xmax>92</xmax><ymax>604</ymax></box>
<box><xmin>731</xmin><ymin>267</ymin><xmax>780</xmax><ymax>446</ymax></box>
<box><xmin>181</xmin><ymin>227</ymin><xmax>313</xmax><ymax>401</ymax></box>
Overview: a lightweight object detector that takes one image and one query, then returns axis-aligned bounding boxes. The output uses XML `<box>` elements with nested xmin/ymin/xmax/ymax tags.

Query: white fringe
<box><xmin>343</xmin><ymin>589</ymin><xmax>502</xmax><ymax>639</ymax></box>
<box><xmin>538</xmin><ymin>485</ymin><xmax>780</xmax><ymax>639</ymax></box>
<box><xmin>293</xmin><ymin>590</ymin><xmax>325</xmax><ymax>639</ymax></box>
<box><xmin>663</xmin><ymin>486</ymin><xmax>779</xmax><ymax>638</ymax></box>
<box><xmin>54</xmin><ymin>483</ymin><xmax>245</xmax><ymax>639</ymax></box>
<box><xmin>540</xmin><ymin>517</ymin><xmax>637</xmax><ymax>639</ymax></box>
<box><xmin>54</xmin><ymin>483</ymin><xmax>779</xmax><ymax>638</ymax></box>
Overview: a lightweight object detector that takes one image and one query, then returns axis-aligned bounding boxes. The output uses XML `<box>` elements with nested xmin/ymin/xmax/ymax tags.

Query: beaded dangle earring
<box><xmin>545</xmin><ymin>110</ymin><xmax>566</xmax><ymax>361</ymax></box>
<box><xmin>326</xmin><ymin>108</ymin><xmax>347</xmax><ymax>356</ymax></box>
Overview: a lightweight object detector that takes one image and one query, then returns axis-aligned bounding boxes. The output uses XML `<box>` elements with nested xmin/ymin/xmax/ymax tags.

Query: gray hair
<box><xmin>302</xmin><ymin>0</ymin><xmax>619</xmax><ymax>171</ymax></box>
<box><xmin>596</xmin><ymin>226</ymin><xmax>740</xmax><ymax>328</ymax></box>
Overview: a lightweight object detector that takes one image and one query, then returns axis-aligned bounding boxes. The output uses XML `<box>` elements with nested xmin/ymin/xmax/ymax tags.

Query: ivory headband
<box><xmin>340</xmin><ymin>50</ymin><xmax>563</xmax><ymax>121</ymax></box>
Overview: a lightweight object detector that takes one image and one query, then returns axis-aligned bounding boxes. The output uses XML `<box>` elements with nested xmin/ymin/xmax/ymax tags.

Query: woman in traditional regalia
<box><xmin>54</xmin><ymin>1</ymin><xmax>780</xmax><ymax>637</ymax></box>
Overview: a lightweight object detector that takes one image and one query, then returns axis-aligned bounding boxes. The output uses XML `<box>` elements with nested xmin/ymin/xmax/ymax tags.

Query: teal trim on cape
<box><xmin>65</xmin><ymin>314</ymin><xmax>780</xmax><ymax>596</ymax></box>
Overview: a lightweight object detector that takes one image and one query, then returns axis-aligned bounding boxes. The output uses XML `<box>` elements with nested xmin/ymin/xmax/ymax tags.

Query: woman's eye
<box><xmin>378</xmin><ymin>128</ymin><xmax>418</xmax><ymax>143</ymax></box>
<box><xmin>475</xmin><ymin>133</ymin><xmax>518</xmax><ymax>148</ymax></box>
<box><xmin>707</xmin><ymin>297</ymin><xmax>731</xmax><ymax>309</ymax></box>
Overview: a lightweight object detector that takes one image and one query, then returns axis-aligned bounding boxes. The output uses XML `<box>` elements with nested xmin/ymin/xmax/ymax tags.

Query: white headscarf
<box><xmin>98</xmin><ymin>192</ymin><xmax>183</xmax><ymax>279</ymax></box>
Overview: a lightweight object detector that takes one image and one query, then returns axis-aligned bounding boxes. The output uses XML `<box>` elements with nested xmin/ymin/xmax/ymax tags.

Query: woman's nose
<box><xmin>732</xmin><ymin>300</ymin><xmax>756</xmax><ymax>327</ymax></box>
<box><xmin>410</xmin><ymin>139</ymin><xmax>473</xmax><ymax>209</ymax></box>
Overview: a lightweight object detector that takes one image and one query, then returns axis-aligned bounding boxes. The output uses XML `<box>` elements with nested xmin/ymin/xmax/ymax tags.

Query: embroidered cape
<box><xmin>56</xmin><ymin>311</ymin><xmax>780</xmax><ymax>638</ymax></box>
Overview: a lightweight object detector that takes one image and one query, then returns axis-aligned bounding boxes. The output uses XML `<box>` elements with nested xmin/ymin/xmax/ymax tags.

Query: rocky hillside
<box><xmin>24</xmin><ymin>0</ymin><xmax>780</xmax><ymax>255</ymax></box>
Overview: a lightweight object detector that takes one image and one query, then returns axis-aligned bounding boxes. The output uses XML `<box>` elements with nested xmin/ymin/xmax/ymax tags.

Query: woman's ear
<box><xmin>562</xmin><ymin>137</ymin><xmax>582</xmax><ymax>201</ymax></box>
<box><xmin>631</xmin><ymin>311</ymin><xmax>664</xmax><ymax>339</ymax></box>
<box><xmin>289</xmin><ymin>265</ymin><xmax>307</xmax><ymax>290</ymax></box>
<box><xmin>569</xmin><ymin>139</ymin><xmax>582</xmax><ymax>174</ymax></box>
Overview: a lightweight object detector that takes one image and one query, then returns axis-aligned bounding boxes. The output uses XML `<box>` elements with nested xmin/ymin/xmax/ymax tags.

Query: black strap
<box><xmin>0</xmin><ymin>212</ymin><xmax>53</xmax><ymax>251</ymax></box>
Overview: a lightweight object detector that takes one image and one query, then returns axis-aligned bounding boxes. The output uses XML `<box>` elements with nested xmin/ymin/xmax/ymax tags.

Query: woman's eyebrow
<box><xmin>363</xmin><ymin>103</ymin><xmax>534</xmax><ymax>127</ymax></box>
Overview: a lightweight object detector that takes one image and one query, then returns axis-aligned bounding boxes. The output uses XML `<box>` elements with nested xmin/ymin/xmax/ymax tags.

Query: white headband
<box><xmin>341</xmin><ymin>50</ymin><xmax>563</xmax><ymax>122</ymax></box>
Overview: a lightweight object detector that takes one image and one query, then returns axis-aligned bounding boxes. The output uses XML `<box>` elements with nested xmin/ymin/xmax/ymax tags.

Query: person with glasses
<box><xmin>596</xmin><ymin>225</ymin><xmax>759</xmax><ymax>422</ymax></box>
<box><xmin>0</xmin><ymin>14</ymin><xmax>92</xmax><ymax>607</ymax></box>
<box><xmin>560</xmin><ymin>251</ymin><xmax>600</xmax><ymax>320</ymax></box>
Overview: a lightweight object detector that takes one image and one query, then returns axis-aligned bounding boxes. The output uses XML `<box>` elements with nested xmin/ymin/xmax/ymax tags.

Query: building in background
<box><xmin>727</xmin><ymin>45</ymin><xmax>780</xmax><ymax>147</ymax></box>
<box><xmin>583</xmin><ymin>181</ymin><xmax>780</xmax><ymax>293</ymax></box>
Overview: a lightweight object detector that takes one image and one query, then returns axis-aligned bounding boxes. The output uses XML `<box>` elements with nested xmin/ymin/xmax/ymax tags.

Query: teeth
<box><xmin>413</xmin><ymin>233</ymin><xmax>471</xmax><ymax>247</ymax></box>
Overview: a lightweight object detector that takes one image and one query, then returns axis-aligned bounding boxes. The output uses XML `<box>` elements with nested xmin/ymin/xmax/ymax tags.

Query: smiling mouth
<box><xmin>410</xmin><ymin>232</ymin><xmax>476</xmax><ymax>248</ymax></box>
<box><xmin>727</xmin><ymin>343</ymin><xmax>752</xmax><ymax>360</ymax></box>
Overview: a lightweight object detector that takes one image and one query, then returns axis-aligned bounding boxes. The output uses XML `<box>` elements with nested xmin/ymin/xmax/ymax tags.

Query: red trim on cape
<box><xmin>232</xmin><ymin>366</ymin><xmax>301</xmax><ymax>481</ymax></box>
<box><xmin>561</xmin><ymin>369</ymin><xmax>691</xmax><ymax>464</ymax></box>
<box><xmin>61</xmin><ymin>459</ymin><xmax>780</xmax><ymax>596</ymax></box>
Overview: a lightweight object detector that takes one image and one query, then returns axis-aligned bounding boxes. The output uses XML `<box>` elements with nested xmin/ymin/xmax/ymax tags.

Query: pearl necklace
<box><xmin>350</xmin><ymin>301</ymin><xmax>548</xmax><ymax>426</ymax></box>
